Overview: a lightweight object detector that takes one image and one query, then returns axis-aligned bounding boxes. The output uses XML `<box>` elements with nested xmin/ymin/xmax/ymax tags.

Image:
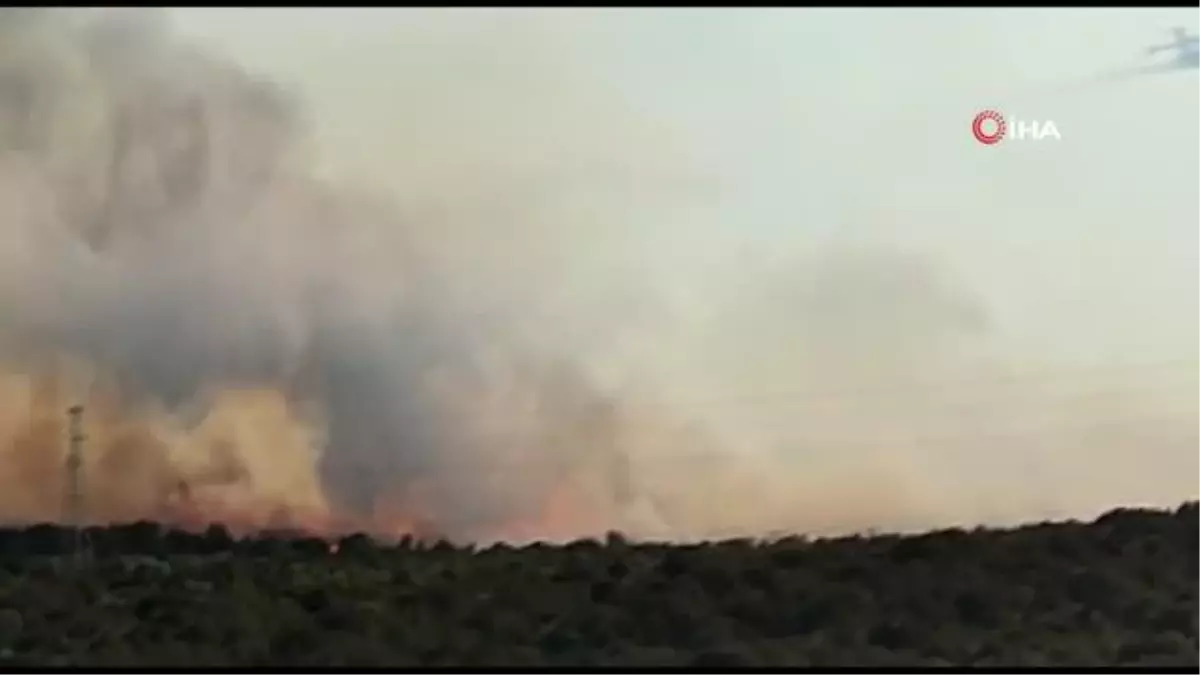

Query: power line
<box><xmin>318</xmin><ymin>408</ymin><xmax>1197</xmax><ymax>473</ymax></box>
<box><xmin>691</xmin><ymin>384</ymin><xmax>1199</xmax><ymax>430</ymax></box>
<box><xmin>637</xmin><ymin>358</ymin><xmax>1198</xmax><ymax>410</ymax></box>
<box><xmin>50</xmin><ymin>361</ymin><xmax>1197</xmax><ymax>493</ymax></box>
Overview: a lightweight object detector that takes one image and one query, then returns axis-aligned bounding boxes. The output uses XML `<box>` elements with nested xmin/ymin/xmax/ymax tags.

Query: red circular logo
<box><xmin>972</xmin><ymin>110</ymin><xmax>1006</xmax><ymax>145</ymax></box>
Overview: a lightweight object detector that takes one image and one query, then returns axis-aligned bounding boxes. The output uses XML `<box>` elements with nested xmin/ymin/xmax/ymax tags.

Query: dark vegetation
<box><xmin>0</xmin><ymin>503</ymin><xmax>1195</xmax><ymax>667</ymax></box>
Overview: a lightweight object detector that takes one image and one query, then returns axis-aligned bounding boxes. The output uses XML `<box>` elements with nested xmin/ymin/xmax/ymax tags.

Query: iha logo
<box><xmin>971</xmin><ymin>110</ymin><xmax>1061</xmax><ymax>145</ymax></box>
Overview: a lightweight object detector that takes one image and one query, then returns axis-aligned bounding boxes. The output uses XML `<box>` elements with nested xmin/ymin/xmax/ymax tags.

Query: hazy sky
<box><xmin>166</xmin><ymin>10</ymin><xmax>1197</xmax><ymax>393</ymax></box>
<box><xmin>169</xmin><ymin>7</ymin><xmax>1198</xmax><ymax>367</ymax></box>
<box><xmin>1</xmin><ymin>8</ymin><xmax>1196</xmax><ymax>540</ymax></box>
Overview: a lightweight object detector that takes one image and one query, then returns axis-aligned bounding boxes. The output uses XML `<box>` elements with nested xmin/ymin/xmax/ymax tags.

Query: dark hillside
<box><xmin>0</xmin><ymin>503</ymin><xmax>1195</xmax><ymax>667</ymax></box>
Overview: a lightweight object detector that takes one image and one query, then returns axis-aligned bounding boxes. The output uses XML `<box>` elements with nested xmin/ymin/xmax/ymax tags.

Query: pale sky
<box><xmin>0</xmin><ymin>8</ymin><xmax>1194</xmax><ymax>537</ymax></box>
<box><xmin>169</xmin><ymin>7</ymin><xmax>1198</xmax><ymax>367</ymax></box>
<box><xmin>0</xmin><ymin>6</ymin><xmax>1181</xmax><ymax>532</ymax></box>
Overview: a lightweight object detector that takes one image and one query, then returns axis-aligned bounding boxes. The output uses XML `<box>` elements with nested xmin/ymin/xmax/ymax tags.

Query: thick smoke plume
<box><xmin>0</xmin><ymin>8</ymin><xmax>719</xmax><ymax>542</ymax></box>
<box><xmin>0</xmin><ymin>9</ymin><xmax>1195</xmax><ymax>543</ymax></box>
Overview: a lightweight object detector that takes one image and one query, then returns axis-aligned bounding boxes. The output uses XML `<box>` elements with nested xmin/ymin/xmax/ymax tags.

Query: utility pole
<box><xmin>65</xmin><ymin>405</ymin><xmax>85</xmax><ymax>563</ymax></box>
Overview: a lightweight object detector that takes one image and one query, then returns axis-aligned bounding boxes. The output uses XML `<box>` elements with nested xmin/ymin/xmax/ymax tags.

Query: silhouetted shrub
<box><xmin>0</xmin><ymin>502</ymin><xmax>1191</xmax><ymax>667</ymax></box>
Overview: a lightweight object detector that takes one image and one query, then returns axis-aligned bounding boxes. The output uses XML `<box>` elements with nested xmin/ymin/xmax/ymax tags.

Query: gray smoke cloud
<box><xmin>0</xmin><ymin>8</ymin><xmax>1194</xmax><ymax>542</ymax></box>
<box><xmin>0</xmin><ymin>8</ymin><xmax>721</xmax><ymax>540</ymax></box>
